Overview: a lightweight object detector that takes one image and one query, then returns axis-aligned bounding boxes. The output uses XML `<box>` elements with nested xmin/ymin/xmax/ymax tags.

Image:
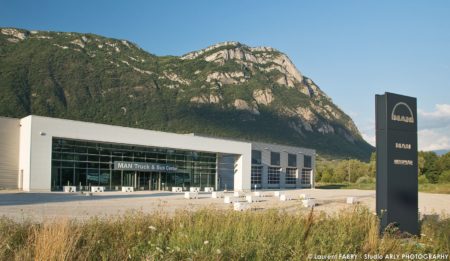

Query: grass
<box><xmin>418</xmin><ymin>183</ymin><xmax>450</xmax><ymax>194</ymax></box>
<box><xmin>0</xmin><ymin>207</ymin><xmax>448</xmax><ymax>260</ymax></box>
<box><xmin>316</xmin><ymin>182</ymin><xmax>450</xmax><ymax>194</ymax></box>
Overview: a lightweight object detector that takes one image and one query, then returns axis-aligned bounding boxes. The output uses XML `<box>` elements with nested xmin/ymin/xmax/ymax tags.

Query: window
<box><xmin>251</xmin><ymin>166</ymin><xmax>262</xmax><ymax>186</ymax></box>
<box><xmin>270</xmin><ymin>152</ymin><xmax>280</xmax><ymax>166</ymax></box>
<box><xmin>301</xmin><ymin>168</ymin><xmax>312</xmax><ymax>185</ymax></box>
<box><xmin>268</xmin><ymin>167</ymin><xmax>280</xmax><ymax>184</ymax></box>
<box><xmin>288</xmin><ymin>154</ymin><xmax>297</xmax><ymax>167</ymax></box>
<box><xmin>286</xmin><ymin>168</ymin><xmax>297</xmax><ymax>184</ymax></box>
<box><xmin>51</xmin><ymin>138</ymin><xmax>217</xmax><ymax>191</ymax></box>
<box><xmin>304</xmin><ymin>155</ymin><xmax>312</xmax><ymax>168</ymax></box>
<box><xmin>252</xmin><ymin>150</ymin><xmax>262</xmax><ymax>165</ymax></box>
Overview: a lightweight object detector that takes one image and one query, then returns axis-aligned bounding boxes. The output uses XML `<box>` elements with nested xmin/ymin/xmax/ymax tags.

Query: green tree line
<box><xmin>316</xmin><ymin>151</ymin><xmax>450</xmax><ymax>184</ymax></box>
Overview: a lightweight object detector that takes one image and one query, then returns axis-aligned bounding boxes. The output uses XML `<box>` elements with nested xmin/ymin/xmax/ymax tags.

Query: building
<box><xmin>0</xmin><ymin>115</ymin><xmax>315</xmax><ymax>192</ymax></box>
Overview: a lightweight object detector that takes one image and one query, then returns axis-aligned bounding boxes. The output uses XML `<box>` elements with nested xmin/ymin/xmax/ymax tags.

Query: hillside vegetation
<box><xmin>316</xmin><ymin>152</ymin><xmax>450</xmax><ymax>193</ymax></box>
<box><xmin>0</xmin><ymin>28</ymin><xmax>373</xmax><ymax>160</ymax></box>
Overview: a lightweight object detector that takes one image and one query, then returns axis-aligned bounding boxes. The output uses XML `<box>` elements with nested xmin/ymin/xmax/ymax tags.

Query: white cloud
<box><xmin>418</xmin><ymin>128</ymin><xmax>450</xmax><ymax>151</ymax></box>
<box><xmin>418</xmin><ymin>104</ymin><xmax>450</xmax><ymax>129</ymax></box>
<box><xmin>417</xmin><ymin>104</ymin><xmax>450</xmax><ymax>151</ymax></box>
<box><xmin>418</xmin><ymin>104</ymin><xmax>450</xmax><ymax>118</ymax></box>
<box><xmin>358</xmin><ymin>104</ymin><xmax>450</xmax><ymax>151</ymax></box>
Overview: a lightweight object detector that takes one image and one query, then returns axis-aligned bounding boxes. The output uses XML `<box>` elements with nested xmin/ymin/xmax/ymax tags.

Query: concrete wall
<box><xmin>20</xmin><ymin>116</ymin><xmax>252</xmax><ymax>191</ymax></box>
<box><xmin>251</xmin><ymin>142</ymin><xmax>315</xmax><ymax>189</ymax></box>
<box><xmin>0</xmin><ymin>117</ymin><xmax>20</xmax><ymax>189</ymax></box>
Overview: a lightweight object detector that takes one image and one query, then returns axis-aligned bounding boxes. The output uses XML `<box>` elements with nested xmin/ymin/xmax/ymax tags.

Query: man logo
<box><xmin>391</xmin><ymin>102</ymin><xmax>414</xmax><ymax>124</ymax></box>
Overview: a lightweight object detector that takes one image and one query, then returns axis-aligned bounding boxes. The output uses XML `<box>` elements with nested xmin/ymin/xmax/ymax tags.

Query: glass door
<box><xmin>123</xmin><ymin>171</ymin><xmax>135</xmax><ymax>187</ymax></box>
<box><xmin>138</xmin><ymin>172</ymin><xmax>150</xmax><ymax>190</ymax></box>
<box><xmin>149</xmin><ymin>172</ymin><xmax>159</xmax><ymax>191</ymax></box>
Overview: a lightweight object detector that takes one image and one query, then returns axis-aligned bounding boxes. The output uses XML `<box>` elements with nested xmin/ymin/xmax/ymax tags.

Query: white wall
<box><xmin>20</xmin><ymin>116</ymin><xmax>252</xmax><ymax>191</ymax></box>
<box><xmin>19</xmin><ymin>116</ymin><xmax>32</xmax><ymax>191</ymax></box>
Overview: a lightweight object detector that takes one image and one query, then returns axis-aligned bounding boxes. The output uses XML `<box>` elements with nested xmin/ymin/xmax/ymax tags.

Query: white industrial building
<box><xmin>0</xmin><ymin>115</ymin><xmax>315</xmax><ymax>192</ymax></box>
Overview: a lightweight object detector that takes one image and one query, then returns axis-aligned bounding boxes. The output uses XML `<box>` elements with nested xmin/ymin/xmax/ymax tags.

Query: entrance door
<box><xmin>138</xmin><ymin>172</ymin><xmax>150</xmax><ymax>190</ymax></box>
<box><xmin>148</xmin><ymin>172</ymin><xmax>168</xmax><ymax>191</ymax></box>
<box><xmin>149</xmin><ymin>172</ymin><xmax>159</xmax><ymax>191</ymax></box>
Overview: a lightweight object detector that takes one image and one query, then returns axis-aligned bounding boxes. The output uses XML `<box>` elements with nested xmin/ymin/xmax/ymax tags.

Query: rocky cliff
<box><xmin>0</xmin><ymin>28</ymin><xmax>373</xmax><ymax>159</ymax></box>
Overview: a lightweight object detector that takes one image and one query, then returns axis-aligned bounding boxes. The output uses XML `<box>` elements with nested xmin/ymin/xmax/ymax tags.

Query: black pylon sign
<box><xmin>376</xmin><ymin>92</ymin><xmax>419</xmax><ymax>235</ymax></box>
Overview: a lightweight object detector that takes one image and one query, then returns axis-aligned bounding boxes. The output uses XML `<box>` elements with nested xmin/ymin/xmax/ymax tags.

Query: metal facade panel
<box><xmin>0</xmin><ymin>117</ymin><xmax>20</xmax><ymax>189</ymax></box>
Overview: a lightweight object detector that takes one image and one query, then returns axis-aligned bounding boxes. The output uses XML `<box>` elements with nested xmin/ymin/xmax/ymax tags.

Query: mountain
<box><xmin>433</xmin><ymin>150</ymin><xmax>450</xmax><ymax>156</ymax></box>
<box><xmin>0</xmin><ymin>28</ymin><xmax>373</xmax><ymax>160</ymax></box>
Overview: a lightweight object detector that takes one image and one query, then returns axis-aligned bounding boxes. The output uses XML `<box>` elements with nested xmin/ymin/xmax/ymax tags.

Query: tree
<box><xmin>320</xmin><ymin>169</ymin><xmax>333</xmax><ymax>183</ymax></box>
<box><xmin>438</xmin><ymin>170</ymin><xmax>450</xmax><ymax>183</ymax></box>
<box><xmin>368</xmin><ymin>152</ymin><xmax>376</xmax><ymax>177</ymax></box>
<box><xmin>436</xmin><ymin>152</ymin><xmax>450</xmax><ymax>173</ymax></box>
<box><xmin>419</xmin><ymin>151</ymin><xmax>439</xmax><ymax>183</ymax></box>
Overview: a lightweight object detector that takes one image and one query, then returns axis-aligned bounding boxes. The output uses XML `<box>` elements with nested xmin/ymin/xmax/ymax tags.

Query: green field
<box><xmin>0</xmin><ymin>207</ymin><xmax>448</xmax><ymax>260</ymax></box>
<box><xmin>316</xmin><ymin>182</ymin><xmax>450</xmax><ymax>194</ymax></box>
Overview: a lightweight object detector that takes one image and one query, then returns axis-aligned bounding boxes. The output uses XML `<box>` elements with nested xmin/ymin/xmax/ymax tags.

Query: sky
<box><xmin>1</xmin><ymin>0</ymin><xmax>450</xmax><ymax>151</ymax></box>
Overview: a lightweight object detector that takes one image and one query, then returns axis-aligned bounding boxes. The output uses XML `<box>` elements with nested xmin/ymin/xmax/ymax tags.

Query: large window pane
<box><xmin>61</xmin><ymin>168</ymin><xmax>74</xmax><ymax>186</ymax></box>
<box><xmin>286</xmin><ymin>168</ymin><xmax>297</xmax><ymax>184</ymax></box>
<box><xmin>304</xmin><ymin>155</ymin><xmax>312</xmax><ymax>168</ymax></box>
<box><xmin>252</xmin><ymin>150</ymin><xmax>262</xmax><ymax>165</ymax></box>
<box><xmin>270</xmin><ymin>152</ymin><xmax>280</xmax><ymax>166</ymax></box>
<box><xmin>288</xmin><ymin>154</ymin><xmax>297</xmax><ymax>167</ymax></box>
<box><xmin>251</xmin><ymin>166</ymin><xmax>262</xmax><ymax>186</ymax></box>
<box><xmin>301</xmin><ymin>168</ymin><xmax>312</xmax><ymax>185</ymax></box>
<box><xmin>268</xmin><ymin>167</ymin><xmax>280</xmax><ymax>184</ymax></box>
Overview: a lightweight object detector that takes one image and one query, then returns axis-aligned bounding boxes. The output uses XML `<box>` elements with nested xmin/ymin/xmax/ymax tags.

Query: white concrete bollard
<box><xmin>204</xmin><ymin>187</ymin><xmax>214</xmax><ymax>192</ymax></box>
<box><xmin>302</xmin><ymin>199</ymin><xmax>315</xmax><ymax>207</ymax></box>
<box><xmin>274</xmin><ymin>191</ymin><xmax>284</xmax><ymax>197</ymax></box>
<box><xmin>122</xmin><ymin>186</ymin><xmax>134</xmax><ymax>192</ymax></box>
<box><xmin>224</xmin><ymin>196</ymin><xmax>236</xmax><ymax>204</ymax></box>
<box><xmin>63</xmin><ymin>186</ymin><xmax>76</xmax><ymax>193</ymax></box>
<box><xmin>234</xmin><ymin>191</ymin><xmax>244</xmax><ymax>198</ymax></box>
<box><xmin>211</xmin><ymin>191</ymin><xmax>224</xmax><ymax>198</ymax></box>
<box><xmin>346</xmin><ymin>197</ymin><xmax>357</xmax><ymax>204</ymax></box>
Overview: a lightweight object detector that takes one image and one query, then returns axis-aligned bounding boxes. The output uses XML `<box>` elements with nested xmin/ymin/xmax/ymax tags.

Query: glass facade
<box><xmin>51</xmin><ymin>138</ymin><xmax>217</xmax><ymax>191</ymax></box>
<box><xmin>268</xmin><ymin>167</ymin><xmax>280</xmax><ymax>184</ymax></box>
<box><xmin>270</xmin><ymin>152</ymin><xmax>280</xmax><ymax>166</ymax></box>
<box><xmin>288</xmin><ymin>154</ymin><xmax>297</xmax><ymax>167</ymax></box>
<box><xmin>286</xmin><ymin>168</ymin><xmax>297</xmax><ymax>184</ymax></box>
<box><xmin>251</xmin><ymin>150</ymin><xmax>262</xmax><ymax>165</ymax></box>
<box><xmin>304</xmin><ymin>155</ymin><xmax>312</xmax><ymax>168</ymax></box>
<box><xmin>251</xmin><ymin>166</ymin><xmax>262</xmax><ymax>186</ymax></box>
<box><xmin>301</xmin><ymin>168</ymin><xmax>312</xmax><ymax>185</ymax></box>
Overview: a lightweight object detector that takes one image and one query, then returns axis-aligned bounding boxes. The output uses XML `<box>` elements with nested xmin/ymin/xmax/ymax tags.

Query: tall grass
<box><xmin>0</xmin><ymin>207</ymin><xmax>448</xmax><ymax>260</ymax></box>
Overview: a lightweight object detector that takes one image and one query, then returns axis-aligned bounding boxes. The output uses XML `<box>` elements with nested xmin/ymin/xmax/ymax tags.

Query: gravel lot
<box><xmin>0</xmin><ymin>189</ymin><xmax>448</xmax><ymax>221</ymax></box>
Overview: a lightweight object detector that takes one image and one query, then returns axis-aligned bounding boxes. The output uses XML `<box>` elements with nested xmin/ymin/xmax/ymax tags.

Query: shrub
<box><xmin>356</xmin><ymin>176</ymin><xmax>375</xmax><ymax>184</ymax></box>
<box><xmin>320</xmin><ymin>171</ymin><xmax>333</xmax><ymax>183</ymax></box>
<box><xmin>418</xmin><ymin>175</ymin><xmax>429</xmax><ymax>184</ymax></box>
<box><xmin>438</xmin><ymin>170</ymin><xmax>450</xmax><ymax>183</ymax></box>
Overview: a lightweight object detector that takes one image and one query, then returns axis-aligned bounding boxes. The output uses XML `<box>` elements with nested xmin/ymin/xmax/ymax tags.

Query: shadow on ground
<box><xmin>0</xmin><ymin>192</ymin><xmax>183</xmax><ymax>206</ymax></box>
<box><xmin>315</xmin><ymin>184</ymin><xmax>348</xmax><ymax>189</ymax></box>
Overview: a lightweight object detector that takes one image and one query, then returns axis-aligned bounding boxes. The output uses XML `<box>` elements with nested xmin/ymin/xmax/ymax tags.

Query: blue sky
<box><xmin>2</xmin><ymin>0</ymin><xmax>450</xmax><ymax>151</ymax></box>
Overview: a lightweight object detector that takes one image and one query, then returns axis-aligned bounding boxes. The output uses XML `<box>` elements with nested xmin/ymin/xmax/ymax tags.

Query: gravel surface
<box><xmin>0</xmin><ymin>189</ymin><xmax>448</xmax><ymax>221</ymax></box>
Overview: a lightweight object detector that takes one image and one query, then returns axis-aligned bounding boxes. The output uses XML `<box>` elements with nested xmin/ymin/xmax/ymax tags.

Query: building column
<box><xmin>233</xmin><ymin>152</ymin><xmax>251</xmax><ymax>191</ymax></box>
